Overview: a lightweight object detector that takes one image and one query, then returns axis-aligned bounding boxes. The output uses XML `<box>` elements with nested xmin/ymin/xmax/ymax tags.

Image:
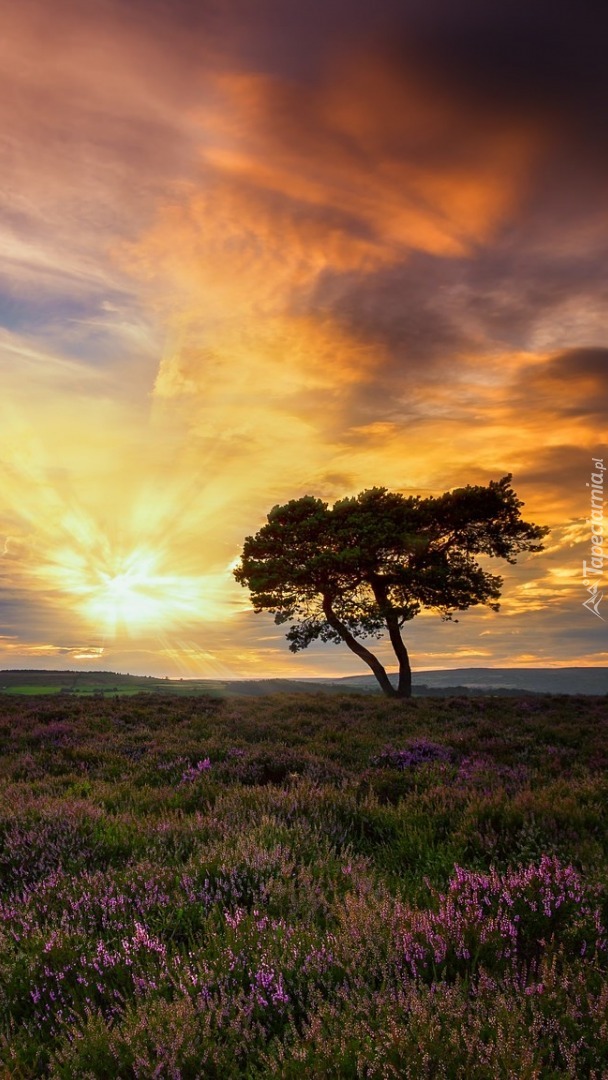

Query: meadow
<box><xmin>0</xmin><ymin>691</ymin><xmax>607</xmax><ymax>1078</ymax></box>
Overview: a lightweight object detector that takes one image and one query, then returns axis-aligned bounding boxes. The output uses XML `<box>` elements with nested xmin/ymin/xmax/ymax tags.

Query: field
<box><xmin>0</xmin><ymin>692</ymin><xmax>607</xmax><ymax>1078</ymax></box>
<box><xmin>0</xmin><ymin>670</ymin><xmax>364</xmax><ymax>699</ymax></box>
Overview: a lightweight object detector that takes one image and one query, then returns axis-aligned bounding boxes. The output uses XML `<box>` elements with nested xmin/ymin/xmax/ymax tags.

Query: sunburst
<box><xmin>40</xmin><ymin>541</ymin><xmax>230</xmax><ymax>638</ymax></box>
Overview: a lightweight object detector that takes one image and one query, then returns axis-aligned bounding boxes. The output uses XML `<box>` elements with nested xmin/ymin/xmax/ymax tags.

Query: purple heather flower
<box><xmin>372</xmin><ymin>740</ymin><xmax>453</xmax><ymax>770</ymax></box>
<box><xmin>180</xmin><ymin>758</ymin><xmax>212</xmax><ymax>783</ymax></box>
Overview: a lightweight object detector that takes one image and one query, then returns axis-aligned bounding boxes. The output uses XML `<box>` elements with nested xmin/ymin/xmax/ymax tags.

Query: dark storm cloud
<box><xmin>243</xmin><ymin>0</ymin><xmax>608</xmax><ymax>166</ymax></box>
<box><xmin>513</xmin><ymin>351</ymin><xmax>608</xmax><ymax>422</ymax></box>
<box><xmin>541</xmin><ymin>350</ymin><xmax>608</xmax><ymax>416</ymax></box>
<box><xmin>202</xmin><ymin>1</ymin><xmax>608</xmax><ymax>429</ymax></box>
<box><xmin>375</xmin><ymin>0</ymin><xmax>608</xmax><ymax>143</ymax></box>
<box><xmin>515</xmin><ymin>443</ymin><xmax>601</xmax><ymax>487</ymax></box>
<box><xmin>304</xmin><ymin>243</ymin><xmax>608</xmax><ymax>433</ymax></box>
<box><xmin>306</xmin><ymin>255</ymin><xmax>469</xmax><ymax>366</ymax></box>
<box><xmin>508</xmin><ymin>444</ymin><xmax>606</xmax><ymax>525</ymax></box>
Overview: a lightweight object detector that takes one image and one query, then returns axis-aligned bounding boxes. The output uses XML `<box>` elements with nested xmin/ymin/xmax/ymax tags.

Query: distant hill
<box><xmin>326</xmin><ymin>667</ymin><xmax>608</xmax><ymax>696</ymax></box>
<box><xmin>0</xmin><ymin>666</ymin><xmax>606</xmax><ymax>696</ymax></box>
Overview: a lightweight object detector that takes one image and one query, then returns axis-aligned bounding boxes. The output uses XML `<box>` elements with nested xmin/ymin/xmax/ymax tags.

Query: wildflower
<box><xmin>371</xmin><ymin>740</ymin><xmax>453</xmax><ymax>770</ymax></box>
<box><xmin>251</xmin><ymin>964</ymin><xmax>290</xmax><ymax>1008</ymax></box>
<box><xmin>180</xmin><ymin>758</ymin><xmax>212</xmax><ymax>783</ymax></box>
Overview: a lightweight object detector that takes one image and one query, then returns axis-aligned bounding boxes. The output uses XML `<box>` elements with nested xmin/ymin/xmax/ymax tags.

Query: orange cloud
<box><xmin>194</xmin><ymin>54</ymin><xmax>538</xmax><ymax>261</ymax></box>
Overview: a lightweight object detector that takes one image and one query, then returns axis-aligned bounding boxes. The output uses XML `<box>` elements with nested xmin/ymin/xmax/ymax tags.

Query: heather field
<box><xmin>0</xmin><ymin>693</ymin><xmax>607</xmax><ymax>1078</ymax></box>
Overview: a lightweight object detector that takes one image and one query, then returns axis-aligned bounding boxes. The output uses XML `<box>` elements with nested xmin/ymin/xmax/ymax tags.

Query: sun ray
<box><xmin>35</xmin><ymin>536</ymin><xmax>236</xmax><ymax>640</ymax></box>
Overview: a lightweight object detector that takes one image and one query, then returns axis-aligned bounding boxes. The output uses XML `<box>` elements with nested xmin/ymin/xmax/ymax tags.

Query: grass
<box><xmin>0</xmin><ymin>691</ymin><xmax>606</xmax><ymax>1077</ymax></box>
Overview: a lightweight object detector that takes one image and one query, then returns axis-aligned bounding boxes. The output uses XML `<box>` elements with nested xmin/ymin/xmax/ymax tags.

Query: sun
<box><xmin>41</xmin><ymin>540</ymin><xmax>231</xmax><ymax>639</ymax></box>
<box><xmin>85</xmin><ymin>552</ymin><xmax>174</xmax><ymax>635</ymax></box>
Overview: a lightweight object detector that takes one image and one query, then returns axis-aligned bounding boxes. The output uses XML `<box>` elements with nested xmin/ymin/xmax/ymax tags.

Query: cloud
<box><xmin>521</xmin><ymin>349</ymin><xmax>608</xmax><ymax>421</ymax></box>
<box><xmin>1</xmin><ymin>0</ymin><xmax>607</xmax><ymax>673</ymax></box>
<box><xmin>196</xmin><ymin>53</ymin><xmax>536</xmax><ymax>259</ymax></box>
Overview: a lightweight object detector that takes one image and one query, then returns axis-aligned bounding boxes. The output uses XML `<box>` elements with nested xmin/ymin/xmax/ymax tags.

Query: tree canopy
<box><xmin>234</xmin><ymin>475</ymin><xmax>549</xmax><ymax>697</ymax></box>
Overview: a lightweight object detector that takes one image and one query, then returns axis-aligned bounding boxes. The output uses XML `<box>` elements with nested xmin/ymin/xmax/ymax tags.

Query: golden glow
<box><xmin>0</xmin><ymin>2</ymin><xmax>604</xmax><ymax>675</ymax></box>
<box><xmin>41</xmin><ymin>542</ymin><xmax>233</xmax><ymax>639</ymax></box>
<box><xmin>77</xmin><ymin>550</ymin><xmax>197</xmax><ymax>636</ymax></box>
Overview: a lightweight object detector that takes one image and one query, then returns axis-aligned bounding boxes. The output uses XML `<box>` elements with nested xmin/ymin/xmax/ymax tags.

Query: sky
<box><xmin>1</xmin><ymin>0</ymin><xmax>607</xmax><ymax>679</ymax></box>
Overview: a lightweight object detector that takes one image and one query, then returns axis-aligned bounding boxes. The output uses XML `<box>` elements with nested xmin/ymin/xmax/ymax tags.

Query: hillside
<box><xmin>0</xmin><ymin>666</ymin><xmax>606</xmax><ymax>696</ymax></box>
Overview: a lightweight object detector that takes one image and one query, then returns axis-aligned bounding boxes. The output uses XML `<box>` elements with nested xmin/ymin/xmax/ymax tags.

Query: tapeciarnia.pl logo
<box><xmin>582</xmin><ymin>457</ymin><xmax>605</xmax><ymax>620</ymax></box>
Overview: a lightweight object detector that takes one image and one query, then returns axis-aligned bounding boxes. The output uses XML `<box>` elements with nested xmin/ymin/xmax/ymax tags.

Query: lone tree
<box><xmin>234</xmin><ymin>475</ymin><xmax>549</xmax><ymax>699</ymax></box>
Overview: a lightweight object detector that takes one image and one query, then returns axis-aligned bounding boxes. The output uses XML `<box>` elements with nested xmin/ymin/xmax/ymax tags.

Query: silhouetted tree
<box><xmin>234</xmin><ymin>476</ymin><xmax>549</xmax><ymax>698</ymax></box>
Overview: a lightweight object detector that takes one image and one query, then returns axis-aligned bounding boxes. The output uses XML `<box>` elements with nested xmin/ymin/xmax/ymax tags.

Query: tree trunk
<box><xmin>369</xmin><ymin>578</ymin><xmax>412</xmax><ymax>698</ymax></box>
<box><xmin>384</xmin><ymin>611</ymin><xmax>412</xmax><ymax>698</ymax></box>
<box><xmin>322</xmin><ymin>597</ymin><xmax>397</xmax><ymax>698</ymax></box>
